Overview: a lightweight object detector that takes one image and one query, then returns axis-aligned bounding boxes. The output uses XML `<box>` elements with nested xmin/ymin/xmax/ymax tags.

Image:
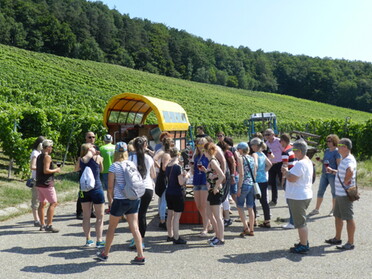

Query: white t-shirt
<box><xmin>285</xmin><ymin>158</ymin><xmax>313</xmax><ymax>200</ymax></box>
<box><xmin>129</xmin><ymin>154</ymin><xmax>154</xmax><ymax>190</ymax></box>
<box><xmin>335</xmin><ymin>154</ymin><xmax>357</xmax><ymax>197</ymax></box>
<box><xmin>30</xmin><ymin>149</ymin><xmax>41</xmax><ymax>179</ymax></box>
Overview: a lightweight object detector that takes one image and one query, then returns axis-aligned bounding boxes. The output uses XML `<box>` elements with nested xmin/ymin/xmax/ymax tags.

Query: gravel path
<box><xmin>1</xmin><ymin>182</ymin><xmax>371</xmax><ymax>279</ymax></box>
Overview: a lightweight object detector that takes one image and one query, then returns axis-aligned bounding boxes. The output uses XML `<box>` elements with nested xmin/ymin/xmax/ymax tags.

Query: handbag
<box><xmin>26</xmin><ymin>178</ymin><xmax>35</xmax><ymax>188</ymax></box>
<box><xmin>243</xmin><ymin>156</ymin><xmax>261</xmax><ymax>199</ymax></box>
<box><xmin>155</xmin><ymin>162</ymin><xmax>167</xmax><ymax>197</ymax></box>
<box><xmin>337</xmin><ymin>173</ymin><xmax>360</xmax><ymax>202</ymax></box>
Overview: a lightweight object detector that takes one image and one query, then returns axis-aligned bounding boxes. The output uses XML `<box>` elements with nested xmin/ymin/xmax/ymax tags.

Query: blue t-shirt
<box><xmin>166</xmin><ymin>164</ymin><xmax>182</xmax><ymax>196</ymax></box>
<box><xmin>322</xmin><ymin>148</ymin><xmax>341</xmax><ymax>173</ymax></box>
<box><xmin>192</xmin><ymin>154</ymin><xmax>209</xmax><ymax>185</ymax></box>
<box><xmin>255</xmin><ymin>152</ymin><xmax>268</xmax><ymax>183</ymax></box>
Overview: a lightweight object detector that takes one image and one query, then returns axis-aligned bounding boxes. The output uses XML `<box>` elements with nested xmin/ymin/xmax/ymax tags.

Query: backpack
<box><xmin>120</xmin><ymin>161</ymin><xmax>146</xmax><ymax>200</ymax></box>
<box><xmin>80</xmin><ymin>166</ymin><xmax>95</xmax><ymax>192</ymax></box>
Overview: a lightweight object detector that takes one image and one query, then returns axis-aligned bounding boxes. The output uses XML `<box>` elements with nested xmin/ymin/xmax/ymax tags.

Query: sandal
<box><xmin>247</xmin><ymin>231</ymin><xmax>254</xmax><ymax>236</ymax></box>
<box><xmin>239</xmin><ymin>228</ymin><xmax>249</xmax><ymax>238</ymax></box>
<box><xmin>259</xmin><ymin>221</ymin><xmax>271</xmax><ymax>228</ymax></box>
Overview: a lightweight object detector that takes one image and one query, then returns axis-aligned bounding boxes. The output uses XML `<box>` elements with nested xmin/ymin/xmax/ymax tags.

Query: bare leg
<box><xmin>81</xmin><ymin>202</ymin><xmax>92</xmax><ymax>239</ymax></box>
<box><xmin>167</xmin><ymin>209</ymin><xmax>174</xmax><ymax>238</ymax></box>
<box><xmin>206</xmin><ymin>204</ymin><xmax>218</xmax><ymax>237</ymax></box>
<box><xmin>46</xmin><ymin>202</ymin><xmax>57</xmax><ymax>226</ymax></box>
<box><xmin>103</xmin><ymin>215</ymin><xmax>121</xmax><ymax>256</ymax></box>
<box><xmin>346</xmin><ymin>219</ymin><xmax>355</xmax><ymax>244</ymax></box>
<box><xmin>237</xmin><ymin>207</ymin><xmax>248</xmax><ymax>231</ymax></box>
<box><xmin>173</xmin><ymin>212</ymin><xmax>182</xmax><ymax>240</ymax></box>
<box><xmin>94</xmin><ymin>203</ymin><xmax>104</xmax><ymax>242</ymax></box>
<box><xmin>211</xmin><ymin>205</ymin><xmax>224</xmax><ymax>241</ymax></box>
<box><xmin>194</xmin><ymin>190</ymin><xmax>209</xmax><ymax>233</ymax></box>
<box><xmin>38</xmin><ymin>202</ymin><xmax>46</xmax><ymax>226</ymax></box>
<box><xmin>335</xmin><ymin>217</ymin><xmax>343</xmax><ymax>240</ymax></box>
<box><xmin>298</xmin><ymin>226</ymin><xmax>308</xmax><ymax>245</ymax></box>
<box><xmin>127</xmin><ymin>213</ymin><xmax>144</xmax><ymax>258</ymax></box>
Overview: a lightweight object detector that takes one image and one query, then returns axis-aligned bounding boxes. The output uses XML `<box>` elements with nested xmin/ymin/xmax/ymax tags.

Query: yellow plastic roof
<box><xmin>103</xmin><ymin>93</ymin><xmax>190</xmax><ymax>131</ymax></box>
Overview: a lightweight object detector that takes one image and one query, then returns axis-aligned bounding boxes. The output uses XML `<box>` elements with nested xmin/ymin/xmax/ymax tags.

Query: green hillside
<box><xmin>1</xmin><ymin>44</ymin><xmax>370</xmax><ymax>126</ymax></box>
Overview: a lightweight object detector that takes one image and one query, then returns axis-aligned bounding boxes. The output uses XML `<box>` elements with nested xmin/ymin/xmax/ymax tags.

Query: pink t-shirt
<box><xmin>266</xmin><ymin>137</ymin><xmax>283</xmax><ymax>164</ymax></box>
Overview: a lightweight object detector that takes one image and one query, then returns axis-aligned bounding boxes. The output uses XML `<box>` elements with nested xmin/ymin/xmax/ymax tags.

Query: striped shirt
<box><xmin>335</xmin><ymin>154</ymin><xmax>357</xmax><ymax>197</ymax></box>
<box><xmin>109</xmin><ymin>161</ymin><xmax>127</xmax><ymax>199</ymax></box>
<box><xmin>282</xmin><ymin>145</ymin><xmax>297</xmax><ymax>170</ymax></box>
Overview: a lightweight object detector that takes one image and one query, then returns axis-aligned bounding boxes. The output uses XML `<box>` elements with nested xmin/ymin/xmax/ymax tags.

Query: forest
<box><xmin>0</xmin><ymin>0</ymin><xmax>371</xmax><ymax>112</ymax></box>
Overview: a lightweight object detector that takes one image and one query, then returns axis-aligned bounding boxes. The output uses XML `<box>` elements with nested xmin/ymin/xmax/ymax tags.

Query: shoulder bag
<box><xmin>337</xmin><ymin>172</ymin><xmax>360</xmax><ymax>202</ymax></box>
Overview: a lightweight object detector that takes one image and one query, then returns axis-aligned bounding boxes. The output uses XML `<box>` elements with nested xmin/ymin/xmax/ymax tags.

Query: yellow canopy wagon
<box><xmin>103</xmin><ymin>93</ymin><xmax>191</xmax><ymax>149</ymax></box>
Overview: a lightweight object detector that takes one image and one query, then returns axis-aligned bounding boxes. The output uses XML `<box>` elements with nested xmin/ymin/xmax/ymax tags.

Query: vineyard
<box><xmin>0</xmin><ymin>44</ymin><xmax>371</xmax><ymax>177</ymax></box>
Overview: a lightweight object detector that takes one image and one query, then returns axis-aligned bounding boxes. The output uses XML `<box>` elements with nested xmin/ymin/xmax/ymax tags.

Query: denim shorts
<box><xmin>317</xmin><ymin>173</ymin><xmax>336</xmax><ymax>198</ymax></box>
<box><xmin>236</xmin><ymin>184</ymin><xmax>255</xmax><ymax>208</ymax></box>
<box><xmin>79</xmin><ymin>188</ymin><xmax>105</xmax><ymax>204</ymax></box>
<box><xmin>193</xmin><ymin>184</ymin><xmax>208</xmax><ymax>191</ymax></box>
<box><xmin>230</xmin><ymin>175</ymin><xmax>239</xmax><ymax>195</ymax></box>
<box><xmin>110</xmin><ymin>198</ymin><xmax>141</xmax><ymax>217</ymax></box>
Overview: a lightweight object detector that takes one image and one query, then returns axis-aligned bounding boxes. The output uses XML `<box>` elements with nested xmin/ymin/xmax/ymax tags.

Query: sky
<box><xmin>97</xmin><ymin>0</ymin><xmax>372</xmax><ymax>63</ymax></box>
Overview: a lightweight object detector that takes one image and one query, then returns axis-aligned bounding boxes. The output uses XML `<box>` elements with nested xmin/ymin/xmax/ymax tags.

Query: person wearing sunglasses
<box><xmin>308</xmin><ymin>134</ymin><xmax>341</xmax><ymax>217</ymax></box>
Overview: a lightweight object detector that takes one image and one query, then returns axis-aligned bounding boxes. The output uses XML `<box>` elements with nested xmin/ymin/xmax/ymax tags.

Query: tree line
<box><xmin>0</xmin><ymin>0</ymin><xmax>371</xmax><ymax>112</ymax></box>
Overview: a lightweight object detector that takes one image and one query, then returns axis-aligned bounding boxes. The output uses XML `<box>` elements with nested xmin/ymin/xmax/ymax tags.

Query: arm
<box><xmin>215</xmin><ymin>148</ymin><xmax>226</xmax><ymax>173</ymax></box>
<box><xmin>265</xmin><ymin>155</ymin><xmax>272</xmax><ymax>171</ymax></box>
<box><xmin>74</xmin><ymin>157</ymin><xmax>81</xmax><ymax>172</ymax></box>
<box><xmin>81</xmin><ymin>148</ymin><xmax>95</xmax><ymax>164</ymax></box>
<box><xmin>30</xmin><ymin>156</ymin><xmax>37</xmax><ymax>171</ymax></box>
<box><xmin>150</xmin><ymin>164</ymin><xmax>156</xmax><ymax>179</ymax></box>
<box><xmin>227</xmin><ymin>155</ymin><xmax>236</xmax><ymax>184</ymax></box>
<box><xmin>343</xmin><ymin>167</ymin><xmax>354</xmax><ymax>186</ymax></box>
<box><xmin>282</xmin><ymin>165</ymin><xmax>300</xmax><ymax>183</ymax></box>
<box><xmin>43</xmin><ymin>155</ymin><xmax>60</xmax><ymax>174</ymax></box>
<box><xmin>107</xmin><ymin>172</ymin><xmax>115</xmax><ymax>206</ymax></box>
<box><xmin>161</xmin><ymin>153</ymin><xmax>171</xmax><ymax>171</ymax></box>
<box><xmin>97</xmin><ymin>155</ymin><xmax>103</xmax><ymax>173</ymax></box>
<box><xmin>178</xmin><ymin>170</ymin><xmax>190</xmax><ymax>186</ymax></box>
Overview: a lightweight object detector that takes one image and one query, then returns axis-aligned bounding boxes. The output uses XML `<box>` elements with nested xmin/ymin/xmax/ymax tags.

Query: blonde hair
<box><xmin>196</xmin><ymin>137</ymin><xmax>208</xmax><ymax>156</ymax></box>
<box><xmin>80</xmin><ymin>143</ymin><xmax>92</xmax><ymax>157</ymax></box>
<box><xmin>114</xmin><ymin>151</ymin><xmax>128</xmax><ymax>162</ymax></box>
<box><xmin>204</xmin><ymin>142</ymin><xmax>217</xmax><ymax>156</ymax></box>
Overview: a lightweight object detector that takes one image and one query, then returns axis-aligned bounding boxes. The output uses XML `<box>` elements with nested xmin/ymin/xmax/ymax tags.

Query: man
<box><xmin>264</xmin><ymin>129</ymin><xmax>283</xmax><ymax>206</ymax></box>
<box><xmin>36</xmin><ymin>140</ymin><xmax>61</xmax><ymax>233</ymax></box>
<box><xmin>100</xmin><ymin>134</ymin><xmax>115</xmax><ymax>214</ymax></box>
<box><xmin>195</xmin><ymin>126</ymin><xmax>208</xmax><ymax>138</ymax></box>
<box><xmin>325</xmin><ymin>138</ymin><xmax>357</xmax><ymax>250</ymax></box>
<box><xmin>76</xmin><ymin>131</ymin><xmax>99</xmax><ymax>219</ymax></box>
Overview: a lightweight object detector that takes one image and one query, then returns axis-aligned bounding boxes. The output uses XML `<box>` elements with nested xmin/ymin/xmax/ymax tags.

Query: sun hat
<box><xmin>115</xmin><ymin>141</ymin><xmax>127</xmax><ymax>152</ymax></box>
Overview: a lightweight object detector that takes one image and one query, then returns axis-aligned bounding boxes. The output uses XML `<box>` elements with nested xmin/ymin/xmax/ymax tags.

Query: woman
<box><xmin>128</xmin><ymin>136</ymin><xmax>156</xmax><ymax>249</ymax></box>
<box><xmin>96</xmin><ymin>142</ymin><xmax>145</xmax><ymax>265</ymax></box>
<box><xmin>250</xmin><ymin>137</ymin><xmax>272</xmax><ymax>228</ymax></box>
<box><xmin>36</xmin><ymin>140</ymin><xmax>60</xmax><ymax>233</ymax></box>
<box><xmin>309</xmin><ymin>134</ymin><xmax>341</xmax><ymax>216</ymax></box>
<box><xmin>29</xmin><ymin>136</ymin><xmax>44</xmax><ymax>227</ymax></box>
<box><xmin>202</xmin><ymin>142</ymin><xmax>226</xmax><ymax>246</ymax></box>
<box><xmin>281</xmin><ymin>140</ymin><xmax>313</xmax><ymax>254</ymax></box>
<box><xmin>166</xmin><ymin>147</ymin><xmax>190</xmax><ymax>244</ymax></box>
<box><xmin>190</xmin><ymin>137</ymin><xmax>210</xmax><ymax>236</ymax></box>
<box><xmin>76</xmin><ymin>143</ymin><xmax>105</xmax><ymax>248</ymax></box>
<box><xmin>236</xmin><ymin>142</ymin><xmax>256</xmax><ymax>237</ymax></box>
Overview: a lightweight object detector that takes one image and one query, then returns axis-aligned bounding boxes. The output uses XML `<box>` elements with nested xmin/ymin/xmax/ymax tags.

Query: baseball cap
<box><xmin>115</xmin><ymin>142</ymin><xmax>127</xmax><ymax>152</ymax></box>
<box><xmin>104</xmin><ymin>134</ymin><xmax>113</xmax><ymax>142</ymax></box>
<box><xmin>237</xmin><ymin>142</ymin><xmax>249</xmax><ymax>150</ymax></box>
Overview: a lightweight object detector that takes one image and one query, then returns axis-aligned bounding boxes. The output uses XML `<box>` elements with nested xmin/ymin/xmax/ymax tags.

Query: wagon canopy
<box><xmin>103</xmin><ymin>93</ymin><xmax>190</xmax><ymax>131</ymax></box>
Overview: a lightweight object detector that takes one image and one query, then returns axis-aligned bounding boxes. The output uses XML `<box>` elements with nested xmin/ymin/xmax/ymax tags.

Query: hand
<box><xmin>199</xmin><ymin>166</ymin><xmax>206</xmax><ymax>172</ymax></box>
<box><xmin>56</xmin><ymin>167</ymin><xmax>61</xmax><ymax>173</ymax></box>
<box><xmin>231</xmin><ymin>176</ymin><xmax>235</xmax><ymax>184</ymax></box>
<box><xmin>281</xmin><ymin>166</ymin><xmax>288</xmax><ymax>174</ymax></box>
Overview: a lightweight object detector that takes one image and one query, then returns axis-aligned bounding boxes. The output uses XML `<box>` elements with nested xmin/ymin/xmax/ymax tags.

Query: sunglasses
<box><xmin>338</xmin><ymin>144</ymin><xmax>346</xmax><ymax>147</ymax></box>
<box><xmin>264</xmin><ymin>134</ymin><xmax>271</xmax><ymax>136</ymax></box>
<box><xmin>217</xmin><ymin>135</ymin><xmax>223</xmax><ymax>138</ymax></box>
<box><xmin>88</xmin><ymin>136</ymin><xmax>95</xmax><ymax>139</ymax></box>
<box><xmin>292</xmin><ymin>148</ymin><xmax>299</xmax><ymax>151</ymax></box>
<box><xmin>326</xmin><ymin>140</ymin><xmax>332</xmax><ymax>143</ymax></box>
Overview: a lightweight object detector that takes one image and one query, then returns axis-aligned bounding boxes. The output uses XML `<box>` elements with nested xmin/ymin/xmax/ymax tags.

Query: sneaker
<box><xmin>269</xmin><ymin>201</ymin><xmax>277</xmax><ymax>206</ymax></box>
<box><xmin>336</xmin><ymin>243</ymin><xmax>355</xmax><ymax>250</ymax></box>
<box><xmin>95</xmin><ymin>251</ymin><xmax>108</xmax><ymax>262</ymax></box>
<box><xmin>208</xmin><ymin>236</ymin><xmax>218</xmax><ymax>244</ymax></box>
<box><xmin>166</xmin><ymin>236</ymin><xmax>175</xmax><ymax>242</ymax></box>
<box><xmin>130</xmin><ymin>256</ymin><xmax>146</xmax><ymax>265</ymax></box>
<box><xmin>282</xmin><ymin>223</ymin><xmax>295</xmax><ymax>229</ymax></box>
<box><xmin>308</xmin><ymin>209</ymin><xmax>319</xmax><ymax>216</ymax></box>
<box><xmin>210</xmin><ymin>238</ymin><xmax>225</xmax><ymax>247</ymax></box>
<box><xmin>173</xmin><ymin>237</ymin><xmax>187</xmax><ymax>245</ymax></box>
<box><xmin>85</xmin><ymin>239</ymin><xmax>94</xmax><ymax>247</ymax></box>
<box><xmin>39</xmin><ymin>225</ymin><xmax>46</xmax><ymax>231</ymax></box>
<box><xmin>45</xmin><ymin>225</ymin><xmax>59</xmax><ymax>233</ymax></box>
<box><xmin>290</xmin><ymin>243</ymin><xmax>310</xmax><ymax>254</ymax></box>
<box><xmin>129</xmin><ymin>238</ymin><xmax>136</xmax><ymax>249</ymax></box>
<box><xmin>96</xmin><ymin>241</ymin><xmax>105</xmax><ymax>248</ymax></box>
<box><xmin>34</xmin><ymin>221</ymin><xmax>40</xmax><ymax>227</ymax></box>
<box><xmin>224</xmin><ymin>219</ymin><xmax>233</xmax><ymax>227</ymax></box>
<box><xmin>325</xmin><ymin>238</ymin><xmax>342</xmax><ymax>245</ymax></box>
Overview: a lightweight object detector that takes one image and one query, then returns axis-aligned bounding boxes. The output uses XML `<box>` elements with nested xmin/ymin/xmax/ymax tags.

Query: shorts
<box><xmin>236</xmin><ymin>184</ymin><xmax>255</xmax><ymax>208</ymax></box>
<box><xmin>37</xmin><ymin>186</ymin><xmax>57</xmax><ymax>204</ymax></box>
<box><xmin>287</xmin><ymin>198</ymin><xmax>311</xmax><ymax>228</ymax></box>
<box><xmin>79</xmin><ymin>188</ymin><xmax>105</xmax><ymax>204</ymax></box>
<box><xmin>230</xmin><ymin>175</ymin><xmax>239</xmax><ymax>195</ymax></box>
<box><xmin>166</xmin><ymin>194</ymin><xmax>185</xmax><ymax>212</ymax></box>
<box><xmin>193</xmin><ymin>184</ymin><xmax>208</xmax><ymax>191</ymax></box>
<box><xmin>101</xmin><ymin>173</ymin><xmax>109</xmax><ymax>191</ymax></box>
<box><xmin>207</xmin><ymin>190</ymin><xmax>224</xmax><ymax>206</ymax></box>
<box><xmin>334</xmin><ymin>196</ymin><xmax>353</xmax><ymax>220</ymax></box>
<box><xmin>110</xmin><ymin>199</ymin><xmax>141</xmax><ymax>217</ymax></box>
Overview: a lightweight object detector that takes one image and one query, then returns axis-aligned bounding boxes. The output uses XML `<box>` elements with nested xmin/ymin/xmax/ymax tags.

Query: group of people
<box><xmin>28</xmin><ymin>128</ymin><xmax>358</xmax><ymax>265</ymax></box>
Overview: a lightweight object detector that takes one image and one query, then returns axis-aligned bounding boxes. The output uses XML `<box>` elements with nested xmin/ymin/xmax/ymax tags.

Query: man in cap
<box><xmin>100</xmin><ymin>134</ymin><xmax>115</xmax><ymax>213</ymax></box>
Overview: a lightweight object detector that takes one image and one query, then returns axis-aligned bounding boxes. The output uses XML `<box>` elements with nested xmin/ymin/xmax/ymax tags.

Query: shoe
<box><xmin>290</xmin><ymin>243</ymin><xmax>310</xmax><ymax>254</ymax></box>
<box><xmin>95</xmin><ymin>251</ymin><xmax>108</xmax><ymax>262</ymax></box>
<box><xmin>239</xmin><ymin>228</ymin><xmax>251</xmax><ymax>238</ymax></box>
<box><xmin>45</xmin><ymin>225</ymin><xmax>59</xmax><ymax>233</ymax></box>
<box><xmin>294</xmin><ymin>241</ymin><xmax>309</xmax><ymax>248</ymax></box>
<box><xmin>209</xmin><ymin>238</ymin><xmax>224</xmax><ymax>247</ymax></box>
<box><xmin>85</xmin><ymin>239</ymin><xmax>94</xmax><ymax>247</ymax></box>
<box><xmin>308</xmin><ymin>209</ymin><xmax>319</xmax><ymax>216</ymax></box>
<box><xmin>259</xmin><ymin>221</ymin><xmax>271</xmax><ymax>228</ymax></box>
<box><xmin>34</xmin><ymin>221</ymin><xmax>40</xmax><ymax>227</ymax></box>
<box><xmin>39</xmin><ymin>225</ymin><xmax>46</xmax><ymax>231</ymax></box>
<box><xmin>282</xmin><ymin>223</ymin><xmax>295</xmax><ymax>229</ymax></box>
<box><xmin>224</xmin><ymin>219</ymin><xmax>233</xmax><ymax>227</ymax></box>
<box><xmin>269</xmin><ymin>201</ymin><xmax>277</xmax><ymax>206</ymax></box>
<box><xmin>208</xmin><ymin>236</ymin><xmax>218</xmax><ymax>244</ymax></box>
<box><xmin>76</xmin><ymin>214</ymin><xmax>83</xmax><ymax>220</ymax></box>
<box><xmin>158</xmin><ymin>222</ymin><xmax>167</xmax><ymax>230</ymax></box>
<box><xmin>130</xmin><ymin>256</ymin><xmax>146</xmax><ymax>265</ymax></box>
<box><xmin>129</xmin><ymin>238</ymin><xmax>136</xmax><ymax>249</ymax></box>
<box><xmin>167</xmin><ymin>236</ymin><xmax>175</xmax><ymax>242</ymax></box>
<box><xmin>336</xmin><ymin>243</ymin><xmax>355</xmax><ymax>250</ymax></box>
<box><xmin>96</xmin><ymin>241</ymin><xmax>105</xmax><ymax>248</ymax></box>
<box><xmin>325</xmin><ymin>238</ymin><xmax>342</xmax><ymax>245</ymax></box>
<box><xmin>173</xmin><ymin>237</ymin><xmax>187</xmax><ymax>245</ymax></box>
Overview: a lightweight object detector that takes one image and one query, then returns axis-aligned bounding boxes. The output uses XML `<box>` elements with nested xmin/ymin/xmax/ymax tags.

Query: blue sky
<box><xmin>97</xmin><ymin>0</ymin><xmax>372</xmax><ymax>63</ymax></box>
